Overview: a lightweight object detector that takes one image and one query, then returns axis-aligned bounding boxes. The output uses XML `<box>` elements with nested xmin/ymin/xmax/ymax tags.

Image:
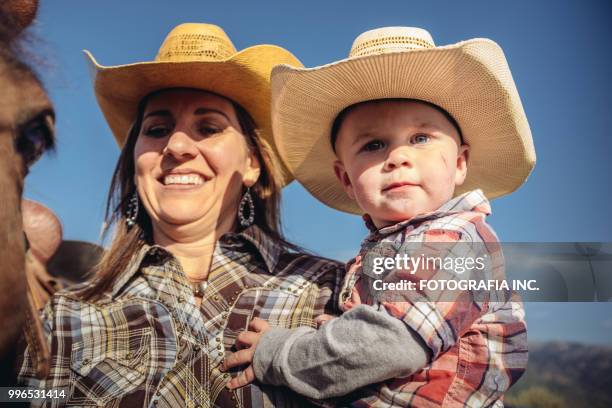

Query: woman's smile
<box><xmin>158</xmin><ymin>168</ymin><xmax>209</xmax><ymax>190</ymax></box>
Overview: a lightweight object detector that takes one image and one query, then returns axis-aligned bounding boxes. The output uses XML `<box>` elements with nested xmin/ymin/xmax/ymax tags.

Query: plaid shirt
<box><xmin>18</xmin><ymin>225</ymin><xmax>343</xmax><ymax>407</ymax></box>
<box><xmin>337</xmin><ymin>190</ymin><xmax>527</xmax><ymax>408</ymax></box>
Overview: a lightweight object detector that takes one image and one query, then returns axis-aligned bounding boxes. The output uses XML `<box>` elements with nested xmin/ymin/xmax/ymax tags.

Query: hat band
<box><xmin>156</xmin><ymin>33</ymin><xmax>236</xmax><ymax>62</ymax></box>
<box><xmin>350</xmin><ymin>36</ymin><xmax>434</xmax><ymax>57</ymax></box>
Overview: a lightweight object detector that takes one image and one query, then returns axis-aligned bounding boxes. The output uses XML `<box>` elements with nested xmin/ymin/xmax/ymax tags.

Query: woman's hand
<box><xmin>314</xmin><ymin>313</ymin><xmax>335</xmax><ymax>328</ymax></box>
<box><xmin>222</xmin><ymin>317</ymin><xmax>271</xmax><ymax>389</ymax></box>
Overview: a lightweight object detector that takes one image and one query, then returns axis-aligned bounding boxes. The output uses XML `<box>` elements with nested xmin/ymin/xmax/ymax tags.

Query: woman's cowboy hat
<box><xmin>271</xmin><ymin>27</ymin><xmax>536</xmax><ymax>213</ymax></box>
<box><xmin>85</xmin><ymin>23</ymin><xmax>302</xmax><ymax>186</ymax></box>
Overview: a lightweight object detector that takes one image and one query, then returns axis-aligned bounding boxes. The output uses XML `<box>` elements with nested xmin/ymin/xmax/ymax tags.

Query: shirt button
<box><xmin>213</xmin><ymin>295</ymin><xmax>220</xmax><ymax>301</ymax></box>
<box><xmin>216</xmin><ymin>345</ymin><xmax>222</xmax><ymax>350</ymax></box>
<box><xmin>215</xmin><ymin>337</ymin><xmax>221</xmax><ymax>342</ymax></box>
<box><xmin>218</xmin><ymin>351</ymin><xmax>224</xmax><ymax>357</ymax></box>
<box><xmin>194</xmin><ymin>345</ymin><xmax>201</xmax><ymax>352</ymax></box>
<box><xmin>125</xmin><ymin>352</ymin><xmax>133</xmax><ymax>359</ymax></box>
<box><xmin>177</xmin><ymin>296</ymin><xmax>185</xmax><ymax>303</ymax></box>
<box><xmin>156</xmin><ymin>390</ymin><xmax>161</xmax><ymax>397</ymax></box>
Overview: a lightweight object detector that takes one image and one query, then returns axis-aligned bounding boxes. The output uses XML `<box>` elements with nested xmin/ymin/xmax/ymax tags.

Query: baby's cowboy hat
<box><xmin>85</xmin><ymin>23</ymin><xmax>302</xmax><ymax>186</ymax></box>
<box><xmin>271</xmin><ymin>26</ymin><xmax>536</xmax><ymax>213</ymax></box>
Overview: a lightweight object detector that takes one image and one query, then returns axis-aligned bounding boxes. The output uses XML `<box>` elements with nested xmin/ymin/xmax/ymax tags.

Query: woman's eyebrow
<box><xmin>194</xmin><ymin>108</ymin><xmax>230</xmax><ymax>121</ymax></box>
<box><xmin>143</xmin><ymin>110</ymin><xmax>171</xmax><ymax>119</ymax></box>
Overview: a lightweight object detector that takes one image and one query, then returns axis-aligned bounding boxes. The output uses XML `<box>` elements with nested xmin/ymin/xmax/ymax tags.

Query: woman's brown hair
<box><xmin>80</xmin><ymin>90</ymin><xmax>296</xmax><ymax>300</ymax></box>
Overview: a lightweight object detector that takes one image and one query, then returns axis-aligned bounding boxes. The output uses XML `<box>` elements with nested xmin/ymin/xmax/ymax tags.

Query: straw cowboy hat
<box><xmin>85</xmin><ymin>23</ymin><xmax>302</xmax><ymax>185</ymax></box>
<box><xmin>271</xmin><ymin>27</ymin><xmax>536</xmax><ymax>213</ymax></box>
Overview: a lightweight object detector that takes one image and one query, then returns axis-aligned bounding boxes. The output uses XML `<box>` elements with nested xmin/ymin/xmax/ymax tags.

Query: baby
<box><xmin>223</xmin><ymin>26</ymin><xmax>535</xmax><ymax>407</ymax></box>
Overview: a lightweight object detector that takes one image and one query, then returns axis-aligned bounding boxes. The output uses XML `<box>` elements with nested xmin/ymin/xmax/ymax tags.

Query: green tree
<box><xmin>506</xmin><ymin>386</ymin><xmax>565</xmax><ymax>408</ymax></box>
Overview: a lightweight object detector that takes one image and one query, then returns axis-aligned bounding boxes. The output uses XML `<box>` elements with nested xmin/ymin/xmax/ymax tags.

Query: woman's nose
<box><xmin>163</xmin><ymin>130</ymin><xmax>199</xmax><ymax>160</ymax></box>
<box><xmin>384</xmin><ymin>146</ymin><xmax>413</xmax><ymax>171</ymax></box>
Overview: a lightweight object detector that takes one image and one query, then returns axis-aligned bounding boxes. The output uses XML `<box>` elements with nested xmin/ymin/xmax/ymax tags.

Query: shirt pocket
<box><xmin>229</xmin><ymin>287</ymin><xmax>318</xmax><ymax>332</ymax></box>
<box><xmin>68</xmin><ymin>327</ymin><xmax>152</xmax><ymax>405</ymax></box>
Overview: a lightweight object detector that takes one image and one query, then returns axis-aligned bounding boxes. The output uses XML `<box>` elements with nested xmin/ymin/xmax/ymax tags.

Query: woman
<box><xmin>19</xmin><ymin>23</ymin><xmax>342</xmax><ymax>407</ymax></box>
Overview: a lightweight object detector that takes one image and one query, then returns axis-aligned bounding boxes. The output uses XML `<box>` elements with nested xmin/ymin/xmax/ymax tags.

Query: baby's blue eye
<box><xmin>412</xmin><ymin>134</ymin><xmax>430</xmax><ymax>144</ymax></box>
<box><xmin>362</xmin><ymin>140</ymin><xmax>385</xmax><ymax>152</ymax></box>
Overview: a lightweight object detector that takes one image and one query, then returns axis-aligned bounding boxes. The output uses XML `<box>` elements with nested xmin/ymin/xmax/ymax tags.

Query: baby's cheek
<box><xmin>423</xmin><ymin>159</ymin><xmax>456</xmax><ymax>196</ymax></box>
<box><xmin>354</xmin><ymin>189</ymin><xmax>380</xmax><ymax>216</ymax></box>
<box><xmin>352</xmin><ymin>174</ymin><xmax>380</xmax><ymax>206</ymax></box>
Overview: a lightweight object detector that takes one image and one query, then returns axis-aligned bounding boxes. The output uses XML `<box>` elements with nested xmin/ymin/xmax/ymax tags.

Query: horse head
<box><xmin>0</xmin><ymin>0</ymin><xmax>55</xmax><ymax>381</ymax></box>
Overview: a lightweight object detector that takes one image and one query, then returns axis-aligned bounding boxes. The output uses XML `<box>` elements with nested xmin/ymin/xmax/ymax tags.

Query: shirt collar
<box><xmin>221</xmin><ymin>224</ymin><xmax>282</xmax><ymax>273</ymax></box>
<box><xmin>363</xmin><ymin>189</ymin><xmax>492</xmax><ymax>240</ymax></box>
<box><xmin>109</xmin><ymin>224</ymin><xmax>283</xmax><ymax>298</ymax></box>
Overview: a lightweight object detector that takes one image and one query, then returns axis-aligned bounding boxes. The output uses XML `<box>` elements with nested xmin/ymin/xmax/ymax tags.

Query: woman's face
<box><xmin>133</xmin><ymin>89</ymin><xmax>260</xmax><ymax>234</ymax></box>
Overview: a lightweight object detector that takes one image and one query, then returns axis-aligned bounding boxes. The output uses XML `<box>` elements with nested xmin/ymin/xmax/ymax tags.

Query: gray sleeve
<box><xmin>252</xmin><ymin>304</ymin><xmax>430</xmax><ymax>399</ymax></box>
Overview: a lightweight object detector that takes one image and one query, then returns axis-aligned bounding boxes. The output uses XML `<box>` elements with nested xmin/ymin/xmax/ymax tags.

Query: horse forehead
<box><xmin>0</xmin><ymin>65</ymin><xmax>51</xmax><ymax>126</ymax></box>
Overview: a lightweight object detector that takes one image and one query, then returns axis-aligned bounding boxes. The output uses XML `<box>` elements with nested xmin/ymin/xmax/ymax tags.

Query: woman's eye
<box><xmin>144</xmin><ymin>125</ymin><xmax>170</xmax><ymax>138</ymax></box>
<box><xmin>362</xmin><ymin>140</ymin><xmax>385</xmax><ymax>152</ymax></box>
<box><xmin>16</xmin><ymin>113</ymin><xmax>55</xmax><ymax>169</ymax></box>
<box><xmin>199</xmin><ymin>125</ymin><xmax>221</xmax><ymax>135</ymax></box>
<box><xmin>412</xmin><ymin>134</ymin><xmax>430</xmax><ymax>144</ymax></box>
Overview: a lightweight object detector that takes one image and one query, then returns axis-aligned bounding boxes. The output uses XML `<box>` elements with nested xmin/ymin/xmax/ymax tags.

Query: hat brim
<box><xmin>271</xmin><ymin>38</ymin><xmax>536</xmax><ymax>213</ymax></box>
<box><xmin>85</xmin><ymin>45</ymin><xmax>302</xmax><ymax>186</ymax></box>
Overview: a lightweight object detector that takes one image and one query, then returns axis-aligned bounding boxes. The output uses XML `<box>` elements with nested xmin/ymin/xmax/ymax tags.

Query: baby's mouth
<box><xmin>382</xmin><ymin>181</ymin><xmax>419</xmax><ymax>192</ymax></box>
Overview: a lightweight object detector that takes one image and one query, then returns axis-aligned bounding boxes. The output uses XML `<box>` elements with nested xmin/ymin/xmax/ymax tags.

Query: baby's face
<box><xmin>334</xmin><ymin>100</ymin><xmax>468</xmax><ymax>229</ymax></box>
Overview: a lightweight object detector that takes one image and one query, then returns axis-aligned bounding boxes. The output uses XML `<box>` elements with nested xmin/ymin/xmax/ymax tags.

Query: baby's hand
<box><xmin>314</xmin><ymin>314</ymin><xmax>335</xmax><ymax>328</ymax></box>
<box><xmin>222</xmin><ymin>317</ymin><xmax>270</xmax><ymax>389</ymax></box>
<box><xmin>341</xmin><ymin>285</ymin><xmax>363</xmax><ymax>312</ymax></box>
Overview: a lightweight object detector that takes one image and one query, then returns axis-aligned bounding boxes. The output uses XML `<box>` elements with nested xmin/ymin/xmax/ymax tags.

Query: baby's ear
<box><xmin>333</xmin><ymin>160</ymin><xmax>356</xmax><ymax>200</ymax></box>
<box><xmin>455</xmin><ymin>145</ymin><xmax>469</xmax><ymax>186</ymax></box>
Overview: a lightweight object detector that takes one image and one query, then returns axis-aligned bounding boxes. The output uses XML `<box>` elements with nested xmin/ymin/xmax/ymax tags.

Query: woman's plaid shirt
<box><xmin>18</xmin><ymin>225</ymin><xmax>344</xmax><ymax>407</ymax></box>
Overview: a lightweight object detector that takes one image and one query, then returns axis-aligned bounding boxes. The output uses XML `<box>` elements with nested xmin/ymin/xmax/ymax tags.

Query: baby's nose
<box><xmin>385</xmin><ymin>146</ymin><xmax>414</xmax><ymax>170</ymax></box>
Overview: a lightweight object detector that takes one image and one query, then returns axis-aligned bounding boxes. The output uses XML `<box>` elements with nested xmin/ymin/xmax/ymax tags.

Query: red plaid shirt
<box><xmin>338</xmin><ymin>190</ymin><xmax>527</xmax><ymax>407</ymax></box>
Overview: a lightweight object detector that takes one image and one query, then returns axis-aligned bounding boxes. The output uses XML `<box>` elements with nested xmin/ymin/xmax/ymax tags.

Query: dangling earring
<box><xmin>238</xmin><ymin>187</ymin><xmax>255</xmax><ymax>228</ymax></box>
<box><xmin>125</xmin><ymin>191</ymin><xmax>139</xmax><ymax>229</ymax></box>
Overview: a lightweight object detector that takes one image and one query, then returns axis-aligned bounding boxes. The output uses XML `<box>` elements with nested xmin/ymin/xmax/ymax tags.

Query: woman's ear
<box><xmin>243</xmin><ymin>150</ymin><xmax>261</xmax><ymax>187</ymax></box>
<box><xmin>333</xmin><ymin>160</ymin><xmax>355</xmax><ymax>200</ymax></box>
<box><xmin>455</xmin><ymin>144</ymin><xmax>469</xmax><ymax>186</ymax></box>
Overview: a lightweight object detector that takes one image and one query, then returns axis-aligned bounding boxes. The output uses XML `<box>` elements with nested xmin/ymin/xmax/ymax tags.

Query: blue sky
<box><xmin>24</xmin><ymin>1</ymin><xmax>612</xmax><ymax>344</ymax></box>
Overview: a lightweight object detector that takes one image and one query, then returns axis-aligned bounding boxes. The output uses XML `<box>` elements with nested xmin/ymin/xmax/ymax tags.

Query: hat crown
<box><xmin>349</xmin><ymin>26</ymin><xmax>436</xmax><ymax>58</ymax></box>
<box><xmin>155</xmin><ymin>23</ymin><xmax>237</xmax><ymax>62</ymax></box>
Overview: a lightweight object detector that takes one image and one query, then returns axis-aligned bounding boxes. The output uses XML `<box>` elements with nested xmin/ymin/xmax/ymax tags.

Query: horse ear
<box><xmin>0</xmin><ymin>0</ymin><xmax>39</xmax><ymax>38</ymax></box>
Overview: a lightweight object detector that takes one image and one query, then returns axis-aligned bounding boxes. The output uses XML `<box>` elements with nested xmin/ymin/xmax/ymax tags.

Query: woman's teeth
<box><xmin>163</xmin><ymin>174</ymin><xmax>204</xmax><ymax>185</ymax></box>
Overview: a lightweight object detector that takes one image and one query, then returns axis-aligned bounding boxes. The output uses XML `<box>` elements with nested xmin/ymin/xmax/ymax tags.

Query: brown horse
<box><xmin>0</xmin><ymin>0</ymin><xmax>55</xmax><ymax>383</ymax></box>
